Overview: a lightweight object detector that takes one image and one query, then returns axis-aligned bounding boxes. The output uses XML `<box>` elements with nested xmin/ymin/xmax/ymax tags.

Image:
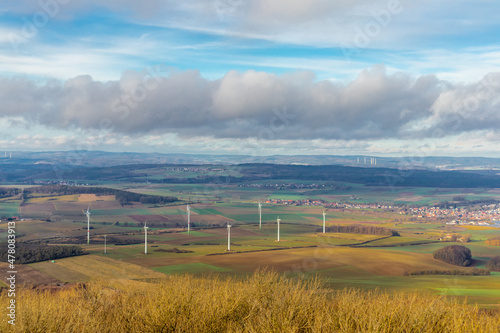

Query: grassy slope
<box><xmin>2</xmin><ymin>271</ymin><xmax>499</xmax><ymax>332</ymax></box>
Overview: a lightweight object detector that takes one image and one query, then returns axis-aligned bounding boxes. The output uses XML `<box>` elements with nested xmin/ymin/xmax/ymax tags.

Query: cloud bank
<box><xmin>1</xmin><ymin>66</ymin><xmax>499</xmax><ymax>142</ymax></box>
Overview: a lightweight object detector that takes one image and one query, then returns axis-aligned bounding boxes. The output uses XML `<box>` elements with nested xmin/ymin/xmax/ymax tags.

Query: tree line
<box><xmin>0</xmin><ymin>187</ymin><xmax>21</xmax><ymax>198</ymax></box>
<box><xmin>321</xmin><ymin>224</ymin><xmax>399</xmax><ymax>236</ymax></box>
<box><xmin>0</xmin><ymin>243</ymin><xmax>86</xmax><ymax>264</ymax></box>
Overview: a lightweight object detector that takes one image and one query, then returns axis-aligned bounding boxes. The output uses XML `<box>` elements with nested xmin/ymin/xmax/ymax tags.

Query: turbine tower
<box><xmin>322</xmin><ymin>208</ymin><xmax>326</xmax><ymax>234</ymax></box>
<box><xmin>227</xmin><ymin>223</ymin><xmax>231</xmax><ymax>251</ymax></box>
<box><xmin>104</xmin><ymin>235</ymin><xmax>107</xmax><ymax>254</ymax></box>
<box><xmin>187</xmin><ymin>204</ymin><xmax>191</xmax><ymax>234</ymax></box>
<box><xmin>83</xmin><ymin>204</ymin><xmax>91</xmax><ymax>244</ymax></box>
<box><xmin>144</xmin><ymin>220</ymin><xmax>149</xmax><ymax>254</ymax></box>
<box><xmin>258</xmin><ymin>201</ymin><xmax>262</xmax><ymax>230</ymax></box>
<box><xmin>276</xmin><ymin>216</ymin><xmax>281</xmax><ymax>242</ymax></box>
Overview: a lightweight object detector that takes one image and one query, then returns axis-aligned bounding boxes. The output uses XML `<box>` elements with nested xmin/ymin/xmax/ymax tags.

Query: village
<box><xmin>264</xmin><ymin>197</ymin><xmax>500</xmax><ymax>225</ymax></box>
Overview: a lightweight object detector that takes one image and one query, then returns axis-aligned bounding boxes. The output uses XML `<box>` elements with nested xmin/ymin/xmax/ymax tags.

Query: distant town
<box><xmin>264</xmin><ymin>197</ymin><xmax>499</xmax><ymax>225</ymax></box>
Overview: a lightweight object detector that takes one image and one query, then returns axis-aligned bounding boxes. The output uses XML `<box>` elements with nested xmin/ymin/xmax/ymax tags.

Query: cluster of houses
<box><xmin>403</xmin><ymin>205</ymin><xmax>500</xmax><ymax>223</ymax></box>
<box><xmin>264</xmin><ymin>198</ymin><xmax>396</xmax><ymax>210</ymax></box>
<box><xmin>240</xmin><ymin>183</ymin><xmax>333</xmax><ymax>190</ymax></box>
<box><xmin>33</xmin><ymin>180</ymin><xmax>89</xmax><ymax>186</ymax></box>
<box><xmin>264</xmin><ymin>198</ymin><xmax>325</xmax><ymax>206</ymax></box>
<box><xmin>263</xmin><ymin>198</ymin><xmax>499</xmax><ymax>225</ymax></box>
<box><xmin>165</xmin><ymin>167</ymin><xmax>225</xmax><ymax>173</ymax></box>
<box><xmin>438</xmin><ymin>233</ymin><xmax>471</xmax><ymax>242</ymax></box>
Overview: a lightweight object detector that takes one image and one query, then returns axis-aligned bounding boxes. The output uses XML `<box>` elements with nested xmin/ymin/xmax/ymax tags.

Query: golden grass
<box><xmin>2</xmin><ymin>271</ymin><xmax>499</xmax><ymax>332</ymax></box>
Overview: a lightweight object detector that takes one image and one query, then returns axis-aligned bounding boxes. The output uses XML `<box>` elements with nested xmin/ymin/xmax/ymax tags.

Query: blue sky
<box><xmin>1</xmin><ymin>0</ymin><xmax>500</xmax><ymax>157</ymax></box>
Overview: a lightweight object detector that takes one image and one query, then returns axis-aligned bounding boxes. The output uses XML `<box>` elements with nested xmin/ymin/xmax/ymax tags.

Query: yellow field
<box><xmin>25</xmin><ymin>194</ymin><xmax>116</xmax><ymax>204</ymax></box>
<box><xmin>31</xmin><ymin>255</ymin><xmax>165</xmax><ymax>282</ymax></box>
<box><xmin>27</xmin><ymin>194</ymin><xmax>78</xmax><ymax>203</ymax></box>
<box><xmin>462</xmin><ymin>225</ymin><xmax>500</xmax><ymax>231</ymax></box>
<box><xmin>78</xmin><ymin>194</ymin><xmax>116</xmax><ymax>202</ymax></box>
<box><xmin>0</xmin><ymin>185</ymin><xmax>37</xmax><ymax>189</ymax></box>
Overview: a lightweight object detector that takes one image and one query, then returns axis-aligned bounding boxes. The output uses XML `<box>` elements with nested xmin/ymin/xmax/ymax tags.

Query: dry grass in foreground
<box><xmin>1</xmin><ymin>271</ymin><xmax>499</xmax><ymax>332</ymax></box>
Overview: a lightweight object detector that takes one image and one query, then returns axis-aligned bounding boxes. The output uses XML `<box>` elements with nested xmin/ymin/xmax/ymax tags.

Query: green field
<box><xmin>0</xmin><ymin>198</ymin><xmax>20</xmax><ymax>217</ymax></box>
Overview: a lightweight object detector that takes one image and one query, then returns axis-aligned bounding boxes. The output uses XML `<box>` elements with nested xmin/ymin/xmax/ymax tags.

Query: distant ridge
<box><xmin>2</xmin><ymin>150</ymin><xmax>500</xmax><ymax>171</ymax></box>
<box><xmin>2</xmin><ymin>159</ymin><xmax>500</xmax><ymax>188</ymax></box>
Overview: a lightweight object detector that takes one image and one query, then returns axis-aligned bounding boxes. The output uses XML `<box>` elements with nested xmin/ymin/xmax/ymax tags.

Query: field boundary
<box><xmin>352</xmin><ymin>238</ymin><xmax>440</xmax><ymax>248</ymax></box>
<box><xmin>206</xmin><ymin>245</ymin><xmax>317</xmax><ymax>256</ymax></box>
<box><xmin>336</xmin><ymin>235</ymin><xmax>393</xmax><ymax>247</ymax></box>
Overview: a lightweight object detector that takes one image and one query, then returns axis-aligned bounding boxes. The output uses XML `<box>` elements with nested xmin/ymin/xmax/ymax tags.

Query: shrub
<box><xmin>433</xmin><ymin>245</ymin><xmax>472</xmax><ymax>266</ymax></box>
<box><xmin>487</xmin><ymin>256</ymin><xmax>500</xmax><ymax>271</ymax></box>
<box><xmin>486</xmin><ymin>236</ymin><xmax>500</xmax><ymax>246</ymax></box>
<box><xmin>154</xmin><ymin>247</ymin><xmax>193</xmax><ymax>253</ymax></box>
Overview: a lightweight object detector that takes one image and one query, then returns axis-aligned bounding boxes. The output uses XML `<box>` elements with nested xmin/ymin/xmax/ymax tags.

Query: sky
<box><xmin>1</xmin><ymin>0</ymin><xmax>500</xmax><ymax>157</ymax></box>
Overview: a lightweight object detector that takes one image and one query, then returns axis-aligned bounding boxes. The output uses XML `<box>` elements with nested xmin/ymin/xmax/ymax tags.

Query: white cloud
<box><xmin>1</xmin><ymin>66</ymin><xmax>500</xmax><ymax>144</ymax></box>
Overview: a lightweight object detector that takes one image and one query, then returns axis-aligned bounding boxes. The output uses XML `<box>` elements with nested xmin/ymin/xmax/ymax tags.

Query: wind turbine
<box><xmin>276</xmin><ymin>216</ymin><xmax>281</xmax><ymax>242</ymax></box>
<box><xmin>104</xmin><ymin>235</ymin><xmax>107</xmax><ymax>254</ymax></box>
<box><xmin>187</xmin><ymin>204</ymin><xmax>191</xmax><ymax>234</ymax></box>
<box><xmin>144</xmin><ymin>220</ymin><xmax>149</xmax><ymax>255</ymax></box>
<box><xmin>227</xmin><ymin>223</ymin><xmax>231</xmax><ymax>251</ymax></box>
<box><xmin>322</xmin><ymin>208</ymin><xmax>326</xmax><ymax>234</ymax></box>
<box><xmin>258</xmin><ymin>201</ymin><xmax>262</xmax><ymax>230</ymax></box>
<box><xmin>83</xmin><ymin>204</ymin><xmax>91</xmax><ymax>244</ymax></box>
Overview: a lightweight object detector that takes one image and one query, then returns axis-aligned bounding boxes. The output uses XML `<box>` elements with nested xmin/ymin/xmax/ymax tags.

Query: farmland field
<box><xmin>0</xmin><ymin>198</ymin><xmax>20</xmax><ymax>217</ymax></box>
<box><xmin>1</xmin><ymin>179</ymin><xmax>500</xmax><ymax>308</ymax></box>
<box><xmin>30</xmin><ymin>255</ymin><xmax>164</xmax><ymax>281</ymax></box>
